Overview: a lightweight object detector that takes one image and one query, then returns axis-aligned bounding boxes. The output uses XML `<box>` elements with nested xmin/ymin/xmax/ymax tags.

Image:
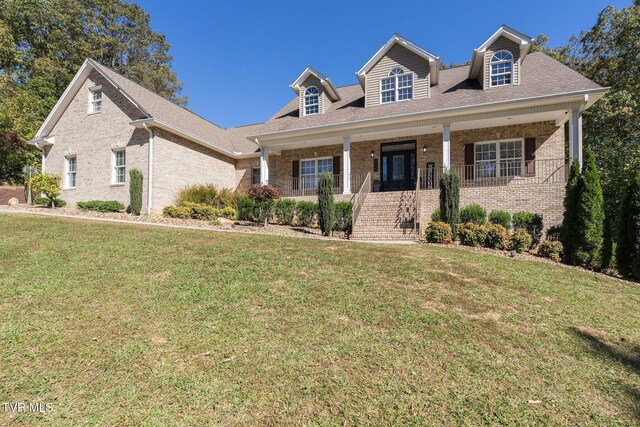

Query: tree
<box><xmin>248</xmin><ymin>184</ymin><xmax>282</xmax><ymax>226</ymax></box>
<box><xmin>317</xmin><ymin>172</ymin><xmax>335</xmax><ymax>236</ymax></box>
<box><xmin>616</xmin><ymin>172</ymin><xmax>640</xmax><ymax>277</ymax></box>
<box><xmin>129</xmin><ymin>168</ymin><xmax>143</xmax><ymax>216</ymax></box>
<box><xmin>573</xmin><ymin>149</ymin><xmax>605</xmax><ymax>269</ymax></box>
<box><xmin>29</xmin><ymin>173</ymin><xmax>61</xmax><ymax>207</ymax></box>
<box><xmin>439</xmin><ymin>171</ymin><xmax>460</xmax><ymax>236</ymax></box>
<box><xmin>561</xmin><ymin>159</ymin><xmax>581</xmax><ymax>264</ymax></box>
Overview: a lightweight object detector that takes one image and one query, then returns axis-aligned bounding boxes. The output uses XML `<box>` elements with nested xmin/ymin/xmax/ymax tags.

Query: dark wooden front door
<box><xmin>381</xmin><ymin>142</ymin><xmax>416</xmax><ymax>191</ymax></box>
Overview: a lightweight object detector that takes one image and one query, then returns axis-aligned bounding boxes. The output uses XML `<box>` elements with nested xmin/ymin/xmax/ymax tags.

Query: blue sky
<box><xmin>133</xmin><ymin>0</ymin><xmax>631</xmax><ymax>129</ymax></box>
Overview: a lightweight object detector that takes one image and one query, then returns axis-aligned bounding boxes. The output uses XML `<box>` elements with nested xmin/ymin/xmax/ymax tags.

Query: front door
<box><xmin>381</xmin><ymin>141</ymin><xmax>416</xmax><ymax>191</ymax></box>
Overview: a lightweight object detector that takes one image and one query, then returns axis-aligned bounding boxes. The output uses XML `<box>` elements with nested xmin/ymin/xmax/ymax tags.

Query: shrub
<box><xmin>561</xmin><ymin>159</ymin><xmax>581</xmax><ymax>264</ymax></box>
<box><xmin>460</xmin><ymin>204</ymin><xmax>486</xmax><ymax>225</ymax></box>
<box><xmin>458</xmin><ymin>223</ymin><xmax>487</xmax><ymax>247</ymax></box>
<box><xmin>317</xmin><ymin>172</ymin><xmax>335</xmax><ymax>236</ymax></box>
<box><xmin>334</xmin><ymin>201</ymin><xmax>353</xmax><ymax>234</ymax></box>
<box><xmin>129</xmin><ymin>168</ymin><xmax>143</xmax><ymax>215</ymax></box>
<box><xmin>424</xmin><ymin>221</ymin><xmax>453</xmax><ymax>244</ymax></box>
<box><xmin>573</xmin><ymin>148</ymin><xmax>605</xmax><ymax>269</ymax></box>
<box><xmin>33</xmin><ymin>197</ymin><xmax>65</xmax><ymax>207</ymax></box>
<box><xmin>488</xmin><ymin>210</ymin><xmax>511</xmax><ymax>229</ymax></box>
<box><xmin>483</xmin><ymin>223</ymin><xmax>510</xmax><ymax>250</ymax></box>
<box><xmin>431</xmin><ymin>208</ymin><xmax>441</xmax><ymax>222</ymax></box>
<box><xmin>182</xmin><ymin>202</ymin><xmax>217</xmax><ymax>220</ymax></box>
<box><xmin>217</xmin><ymin>206</ymin><xmax>238</xmax><ymax>220</ymax></box>
<box><xmin>237</xmin><ymin>195</ymin><xmax>257</xmax><ymax>221</ymax></box>
<box><xmin>546</xmin><ymin>225</ymin><xmax>562</xmax><ymax>241</ymax></box>
<box><xmin>616</xmin><ymin>172</ymin><xmax>640</xmax><ymax>277</ymax></box>
<box><xmin>538</xmin><ymin>240</ymin><xmax>563</xmax><ymax>261</ymax></box>
<box><xmin>274</xmin><ymin>199</ymin><xmax>296</xmax><ymax>225</ymax></box>
<box><xmin>77</xmin><ymin>200</ymin><xmax>125</xmax><ymax>212</ymax></box>
<box><xmin>248</xmin><ymin>184</ymin><xmax>282</xmax><ymax>226</ymax></box>
<box><xmin>511</xmin><ymin>228</ymin><xmax>533</xmax><ymax>253</ymax></box>
<box><xmin>177</xmin><ymin>184</ymin><xmax>235</xmax><ymax>208</ymax></box>
<box><xmin>512</xmin><ymin>211</ymin><xmax>543</xmax><ymax>247</ymax></box>
<box><xmin>296</xmin><ymin>201</ymin><xmax>318</xmax><ymax>227</ymax></box>
<box><xmin>440</xmin><ymin>171</ymin><xmax>460</xmax><ymax>235</ymax></box>
<box><xmin>29</xmin><ymin>173</ymin><xmax>61</xmax><ymax>207</ymax></box>
<box><xmin>163</xmin><ymin>205</ymin><xmax>190</xmax><ymax>219</ymax></box>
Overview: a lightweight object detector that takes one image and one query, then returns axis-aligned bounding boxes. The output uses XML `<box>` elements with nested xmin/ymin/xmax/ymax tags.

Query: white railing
<box><xmin>270</xmin><ymin>174</ymin><xmax>367</xmax><ymax>198</ymax></box>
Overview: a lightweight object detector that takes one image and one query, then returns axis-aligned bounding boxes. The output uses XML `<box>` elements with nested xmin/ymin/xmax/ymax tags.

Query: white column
<box><xmin>442</xmin><ymin>124</ymin><xmax>451</xmax><ymax>171</ymax></box>
<box><xmin>569</xmin><ymin>109</ymin><xmax>583</xmax><ymax>168</ymax></box>
<box><xmin>342</xmin><ymin>136</ymin><xmax>351</xmax><ymax>194</ymax></box>
<box><xmin>260</xmin><ymin>147</ymin><xmax>269</xmax><ymax>185</ymax></box>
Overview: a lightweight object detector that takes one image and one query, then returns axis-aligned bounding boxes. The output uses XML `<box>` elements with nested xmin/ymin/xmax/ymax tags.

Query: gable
<box><xmin>298</xmin><ymin>74</ymin><xmax>332</xmax><ymax>116</ymax></box>
<box><xmin>483</xmin><ymin>36</ymin><xmax>521</xmax><ymax>88</ymax></box>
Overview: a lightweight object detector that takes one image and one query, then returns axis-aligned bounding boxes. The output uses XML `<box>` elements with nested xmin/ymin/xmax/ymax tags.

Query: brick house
<box><xmin>30</xmin><ymin>26</ymin><xmax>607</xmax><ymax>239</ymax></box>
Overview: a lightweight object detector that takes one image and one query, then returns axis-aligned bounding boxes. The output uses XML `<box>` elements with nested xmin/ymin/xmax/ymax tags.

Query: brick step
<box><xmin>354</xmin><ymin>219</ymin><xmax>416</xmax><ymax>226</ymax></box>
<box><xmin>351</xmin><ymin>233</ymin><xmax>418</xmax><ymax>240</ymax></box>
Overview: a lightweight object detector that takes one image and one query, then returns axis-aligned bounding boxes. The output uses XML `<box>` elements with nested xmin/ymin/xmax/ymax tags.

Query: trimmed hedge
<box><xmin>162</xmin><ymin>205</ymin><xmax>190</xmax><ymax>219</ymax></box>
<box><xmin>182</xmin><ymin>202</ymin><xmax>217</xmax><ymax>220</ymax></box>
<box><xmin>334</xmin><ymin>201</ymin><xmax>353</xmax><ymax>234</ymax></box>
<box><xmin>33</xmin><ymin>197</ymin><xmax>66</xmax><ymax>207</ymax></box>
<box><xmin>511</xmin><ymin>228</ymin><xmax>533</xmax><ymax>253</ymax></box>
<box><xmin>458</xmin><ymin>223</ymin><xmax>487</xmax><ymax>247</ymax></box>
<box><xmin>483</xmin><ymin>223</ymin><xmax>510</xmax><ymax>250</ymax></box>
<box><xmin>274</xmin><ymin>199</ymin><xmax>297</xmax><ymax>225</ymax></box>
<box><xmin>460</xmin><ymin>204</ymin><xmax>486</xmax><ymax>225</ymax></box>
<box><xmin>77</xmin><ymin>200</ymin><xmax>124</xmax><ymax>212</ymax></box>
<box><xmin>296</xmin><ymin>201</ymin><xmax>318</xmax><ymax>227</ymax></box>
<box><xmin>237</xmin><ymin>195</ymin><xmax>257</xmax><ymax>221</ymax></box>
<box><xmin>425</xmin><ymin>221</ymin><xmax>453</xmax><ymax>244</ymax></box>
<box><xmin>512</xmin><ymin>211</ymin><xmax>543</xmax><ymax>246</ymax></box>
<box><xmin>488</xmin><ymin>210</ymin><xmax>511</xmax><ymax>230</ymax></box>
<box><xmin>538</xmin><ymin>240</ymin><xmax>563</xmax><ymax>261</ymax></box>
<box><xmin>218</xmin><ymin>206</ymin><xmax>238</xmax><ymax>220</ymax></box>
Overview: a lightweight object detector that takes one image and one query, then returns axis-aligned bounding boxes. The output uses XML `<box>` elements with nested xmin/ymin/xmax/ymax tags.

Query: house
<box><xmin>30</xmin><ymin>25</ymin><xmax>607</xmax><ymax>239</ymax></box>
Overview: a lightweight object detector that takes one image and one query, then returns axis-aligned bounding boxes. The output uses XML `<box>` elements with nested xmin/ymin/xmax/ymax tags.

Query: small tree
<box><xmin>561</xmin><ymin>159</ymin><xmax>581</xmax><ymax>264</ymax></box>
<box><xmin>574</xmin><ymin>148</ymin><xmax>605</xmax><ymax>269</ymax></box>
<box><xmin>129</xmin><ymin>168</ymin><xmax>143</xmax><ymax>216</ymax></box>
<box><xmin>248</xmin><ymin>184</ymin><xmax>282</xmax><ymax>226</ymax></box>
<box><xmin>317</xmin><ymin>172</ymin><xmax>335</xmax><ymax>236</ymax></box>
<box><xmin>439</xmin><ymin>171</ymin><xmax>460</xmax><ymax>235</ymax></box>
<box><xmin>29</xmin><ymin>174</ymin><xmax>61</xmax><ymax>208</ymax></box>
<box><xmin>616</xmin><ymin>172</ymin><xmax>640</xmax><ymax>277</ymax></box>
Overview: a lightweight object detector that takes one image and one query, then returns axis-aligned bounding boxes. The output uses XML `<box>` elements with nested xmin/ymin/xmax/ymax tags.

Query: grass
<box><xmin>1</xmin><ymin>214</ymin><xmax>639</xmax><ymax>425</ymax></box>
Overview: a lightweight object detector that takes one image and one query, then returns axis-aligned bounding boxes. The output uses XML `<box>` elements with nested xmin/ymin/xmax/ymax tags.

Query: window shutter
<box><xmin>464</xmin><ymin>144</ymin><xmax>474</xmax><ymax>180</ymax></box>
<box><xmin>292</xmin><ymin>160</ymin><xmax>299</xmax><ymax>190</ymax></box>
<box><xmin>525</xmin><ymin>138</ymin><xmax>536</xmax><ymax>176</ymax></box>
<box><xmin>332</xmin><ymin>156</ymin><xmax>341</xmax><ymax>188</ymax></box>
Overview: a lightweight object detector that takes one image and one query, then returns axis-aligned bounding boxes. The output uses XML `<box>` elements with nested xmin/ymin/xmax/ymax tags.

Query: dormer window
<box><xmin>381</xmin><ymin>68</ymin><xmax>413</xmax><ymax>104</ymax></box>
<box><xmin>304</xmin><ymin>86</ymin><xmax>319</xmax><ymax>116</ymax></box>
<box><xmin>490</xmin><ymin>51</ymin><xmax>513</xmax><ymax>87</ymax></box>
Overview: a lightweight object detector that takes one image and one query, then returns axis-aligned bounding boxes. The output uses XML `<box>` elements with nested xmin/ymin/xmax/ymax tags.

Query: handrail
<box><xmin>414</xmin><ymin>168</ymin><xmax>420</xmax><ymax>236</ymax></box>
<box><xmin>351</xmin><ymin>172</ymin><xmax>371</xmax><ymax>229</ymax></box>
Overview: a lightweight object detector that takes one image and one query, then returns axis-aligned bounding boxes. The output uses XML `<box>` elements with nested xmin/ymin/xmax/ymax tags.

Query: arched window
<box><xmin>490</xmin><ymin>51</ymin><xmax>513</xmax><ymax>87</ymax></box>
<box><xmin>304</xmin><ymin>86</ymin><xmax>319</xmax><ymax>115</ymax></box>
<box><xmin>381</xmin><ymin>67</ymin><xmax>413</xmax><ymax>103</ymax></box>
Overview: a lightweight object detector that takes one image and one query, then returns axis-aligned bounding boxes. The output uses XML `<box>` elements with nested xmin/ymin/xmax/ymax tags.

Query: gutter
<box><xmin>248</xmin><ymin>87</ymin><xmax>609</xmax><ymax>142</ymax></box>
<box><xmin>142</xmin><ymin>123</ymin><xmax>154</xmax><ymax>215</ymax></box>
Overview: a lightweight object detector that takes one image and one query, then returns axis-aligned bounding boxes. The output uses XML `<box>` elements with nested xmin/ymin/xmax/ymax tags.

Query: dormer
<box><xmin>468</xmin><ymin>25</ymin><xmax>533</xmax><ymax>90</ymax></box>
<box><xmin>356</xmin><ymin>34</ymin><xmax>439</xmax><ymax>108</ymax></box>
<box><xmin>290</xmin><ymin>67</ymin><xmax>341</xmax><ymax>117</ymax></box>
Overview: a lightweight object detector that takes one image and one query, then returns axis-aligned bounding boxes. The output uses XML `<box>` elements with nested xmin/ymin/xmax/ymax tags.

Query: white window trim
<box><xmin>379</xmin><ymin>68</ymin><xmax>413</xmax><ymax>104</ymax></box>
<box><xmin>65</xmin><ymin>155</ymin><xmax>77</xmax><ymax>189</ymax></box>
<box><xmin>111</xmin><ymin>148</ymin><xmax>126</xmax><ymax>185</ymax></box>
<box><xmin>88</xmin><ymin>85</ymin><xmax>103</xmax><ymax>114</ymax></box>
<box><xmin>474</xmin><ymin>138</ymin><xmax>525</xmax><ymax>179</ymax></box>
<box><xmin>303</xmin><ymin>86</ymin><xmax>320</xmax><ymax>116</ymax></box>
<box><xmin>489</xmin><ymin>50</ymin><xmax>514</xmax><ymax>87</ymax></box>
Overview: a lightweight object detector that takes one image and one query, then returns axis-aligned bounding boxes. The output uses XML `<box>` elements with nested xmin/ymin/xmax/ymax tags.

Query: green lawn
<box><xmin>1</xmin><ymin>214</ymin><xmax>639</xmax><ymax>425</ymax></box>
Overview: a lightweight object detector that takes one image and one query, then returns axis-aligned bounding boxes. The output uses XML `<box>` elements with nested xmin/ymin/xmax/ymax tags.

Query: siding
<box><xmin>483</xmin><ymin>36</ymin><xmax>520</xmax><ymax>89</ymax></box>
<box><xmin>365</xmin><ymin>44</ymin><xmax>430</xmax><ymax>108</ymax></box>
<box><xmin>298</xmin><ymin>75</ymin><xmax>332</xmax><ymax>116</ymax></box>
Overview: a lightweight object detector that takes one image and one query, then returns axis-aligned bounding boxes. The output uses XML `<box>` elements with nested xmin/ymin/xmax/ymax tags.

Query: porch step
<box><xmin>352</xmin><ymin>191</ymin><xmax>420</xmax><ymax>241</ymax></box>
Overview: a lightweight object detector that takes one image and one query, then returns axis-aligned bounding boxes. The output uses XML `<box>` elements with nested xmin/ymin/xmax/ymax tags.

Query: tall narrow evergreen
<box><xmin>129</xmin><ymin>169</ymin><xmax>143</xmax><ymax>215</ymax></box>
<box><xmin>574</xmin><ymin>149</ymin><xmax>605</xmax><ymax>269</ymax></box>
<box><xmin>616</xmin><ymin>172</ymin><xmax>640</xmax><ymax>277</ymax></box>
<box><xmin>317</xmin><ymin>172</ymin><xmax>335</xmax><ymax>236</ymax></box>
<box><xmin>440</xmin><ymin>171</ymin><xmax>460</xmax><ymax>235</ymax></box>
<box><xmin>561</xmin><ymin>159</ymin><xmax>581</xmax><ymax>264</ymax></box>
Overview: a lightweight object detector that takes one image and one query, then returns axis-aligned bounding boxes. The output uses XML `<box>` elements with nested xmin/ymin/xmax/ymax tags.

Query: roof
<box><xmin>290</xmin><ymin>67</ymin><xmax>341</xmax><ymax>101</ymax></box>
<box><xmin>356</xmin><ymin>34</ymin><xmax>440</xmax><ymax>87</ymax></box>
<box><xmin>253</xmin><ymin>52</ymin><xmax>605</xmax><ymax>138</ymax></box>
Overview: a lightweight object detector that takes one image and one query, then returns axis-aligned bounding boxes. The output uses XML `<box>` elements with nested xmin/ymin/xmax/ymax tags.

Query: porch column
<box><xmin>569</xmin><ymin>109</ymin><xmax>583</xmax><ymax>168</ymax></box>
<box><xmin>342</xmin><ymin>136</ymin><xmax>351</xmax><ymax>194</ymax></box>
<box><xmin>442</xmin><ymin>124</ymin><xmax>451</xmax><ymax>171</ymax></box>
<box><xmin>260</xmin><ymin>147</ymin><xmax>269</xmax><ymax>185</ymax></box>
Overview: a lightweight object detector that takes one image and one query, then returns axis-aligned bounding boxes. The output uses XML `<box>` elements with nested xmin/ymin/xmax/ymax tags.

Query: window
<box><xmin>475</xmin><ymin>140</ymin><xmax>523</xmax><ymax>179</ymax></box>
<box><xmin>304</xmin><ymin>86</ymin><xmax>319</xmax><ymax>116</ymax></box>
<box><xmin>490</xmin><ymin>51</ymin><xmax>513</xmax><ymax>87</ymax></box>
<box><xmin>381</xmin><ymin>68</ymin><xmax>413</xmax><ymax>104</ymax></box>
<box><xmin>112</xmin><ymin>149</ymin><xmax>126</xmax><ymax>184</ymax></box>
<box><xmin>300</xmin><ymin>158</ymin><xmax>332</xmax><ymax>189</ymax></box>
<box><xmin>89</xmin><ymin>88</ymin><xmax>102</xmax><ymax>113</ymax></box>
<box><xmin>251</xmin><ymin>167</ymin><xmax>261</xmax><ymax>185</ymax></box>
<box><xmin>66</xmin><ymin>155</ymin><xmax>77</xmax><ymax>188</ymax></box>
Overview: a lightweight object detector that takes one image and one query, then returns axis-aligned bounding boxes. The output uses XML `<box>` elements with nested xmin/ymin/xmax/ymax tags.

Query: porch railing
<box><xmin>351</xmin><ymin>172</ymin><xmax>371</xmax><ymax>228</ymax></box>
<box><xmin>418</xmin><ymin>158</ymin><xmax>570</xmax><ymax>190</ymax></box>
<box><xmin>270</xmin><ymin>174</ymin><xmax>367</xmax><ymax>198</ymax></box>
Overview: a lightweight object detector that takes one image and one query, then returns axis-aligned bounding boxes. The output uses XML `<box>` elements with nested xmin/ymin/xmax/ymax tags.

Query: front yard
<box><xmin>1</xmin><ymin>214</ymin><xmax>639</xmax><ymax>425</ymax></box>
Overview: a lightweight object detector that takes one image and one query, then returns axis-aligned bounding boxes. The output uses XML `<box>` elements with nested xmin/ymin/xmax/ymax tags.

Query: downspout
<box><xmin>143</xmin><ymin>123</ymin><xmax>154</xmax><ymax>215</ymax></box>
